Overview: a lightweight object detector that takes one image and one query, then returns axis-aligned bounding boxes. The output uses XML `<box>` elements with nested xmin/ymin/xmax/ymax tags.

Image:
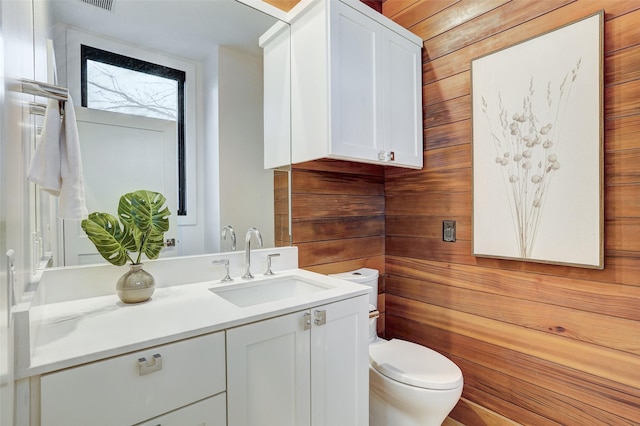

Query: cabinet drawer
<box><xmin>136</xmin><ymin>393</ymin><xmax>226</xmax><ymax>426</ymax></box>
<box><xmin>41</xmin><ymin>332</ymin><xmax>225</xmax><ymax>426</ymax></box>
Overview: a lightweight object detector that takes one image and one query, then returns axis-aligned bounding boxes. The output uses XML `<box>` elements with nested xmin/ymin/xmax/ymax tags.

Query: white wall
<box><xmin>202</xmin><ymin>46</ymin><xmax>275</xmax><ymax>254</ymax></box>
<box><xmin>1</xmin><ymin>0</ymin><xmax>42</xmax><ymax>422</ymax></box>
<box><xmin>218</xmin><ymin>46</ymin><xmax>275</xmax><ymax>249</ymax></box>
<box><xmin>203</xmin><ymin>46</ymin><xmax>221</xmax><ymax>253</ymax></box>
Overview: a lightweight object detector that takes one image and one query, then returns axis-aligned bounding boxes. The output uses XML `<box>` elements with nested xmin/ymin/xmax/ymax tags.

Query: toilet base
<box><xmin>369</xmin><ymin>366</ymin><xmax>462</xmax><ymax>426</ymax></box>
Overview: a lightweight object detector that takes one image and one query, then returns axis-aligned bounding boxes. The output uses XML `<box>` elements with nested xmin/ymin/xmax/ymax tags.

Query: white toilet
<box><xmin>330</xmin><ymin>268</ymin><xmax>463</xmax><ymax>426</ymax></box>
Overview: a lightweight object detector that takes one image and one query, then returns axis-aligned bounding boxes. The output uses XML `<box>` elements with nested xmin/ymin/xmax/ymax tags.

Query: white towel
<box><xmin>28</xmin><ymin>98</ymin><xmax>61</xmax><ymax>194</ymax></box>
<box><xmin>28</xmin><ymin>96</ymin><xmax>88</xmax><ymax>220</ymax></box>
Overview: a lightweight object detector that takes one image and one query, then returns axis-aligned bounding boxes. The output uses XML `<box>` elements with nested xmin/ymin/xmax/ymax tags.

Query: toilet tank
<box><xmin>329</xmin><ymin>268</ymin><xmax>379</xmax><ymax>308</ymax></box>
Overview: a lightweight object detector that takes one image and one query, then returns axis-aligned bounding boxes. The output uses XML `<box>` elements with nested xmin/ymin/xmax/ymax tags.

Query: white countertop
<box><xmin>21</xmin><ymin>268</ymin><xmax>369</xmax><ymax>378</ymax></box>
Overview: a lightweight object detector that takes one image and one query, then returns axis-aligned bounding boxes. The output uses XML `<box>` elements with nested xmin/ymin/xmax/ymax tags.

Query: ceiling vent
<box><xmin>80</xmin><ymin>0</ymin><xmax>115</xmax><ymax>12</ymax></box>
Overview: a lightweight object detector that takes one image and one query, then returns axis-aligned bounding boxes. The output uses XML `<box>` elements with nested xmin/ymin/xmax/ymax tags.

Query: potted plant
<box><xmin>81</xmin><ymin>189</ymin><xmax>171</xmax><ymax>303</ymax></box>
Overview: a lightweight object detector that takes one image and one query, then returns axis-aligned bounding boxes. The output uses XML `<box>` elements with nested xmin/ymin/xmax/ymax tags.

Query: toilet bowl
<box><xmin>330</xmin><ymin>268</ymin><xmax>463</xmax><ymax>426</ymax></box>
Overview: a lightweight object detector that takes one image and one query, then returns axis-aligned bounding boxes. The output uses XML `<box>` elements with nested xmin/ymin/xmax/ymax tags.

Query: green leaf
<box><xmin>143</xmin><ymin>230</ymin><xmax>166</xmax><ymax>260</ymax></box>
<box><xmin>81</xmin><ymin>190</ymin><xmax>171</xmax><ymax>266</ymax></box>
<box><xmin>118</xmin><ymin>190</ymin><xmax>171</xmax><ymax>262</ymax></box>
<box><xmin>81</xmin><ymin>213</ymin><xmax>132</xmax><ymax>266</ymax></box>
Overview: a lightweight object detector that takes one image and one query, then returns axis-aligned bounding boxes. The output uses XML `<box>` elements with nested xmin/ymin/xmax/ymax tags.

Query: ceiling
<box><xmin>50</xmin><ymin>0</ymin><xmax>284</xmax><ymax>60</ymax></box>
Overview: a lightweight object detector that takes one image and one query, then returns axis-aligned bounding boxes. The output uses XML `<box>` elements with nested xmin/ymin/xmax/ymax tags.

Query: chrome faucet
<box><xmin>221</xmin><ymin>225</ymin><xmax>236</xmax><ymax>251</ymax></box>
<box><xmin>242</xmin><ymin>227</ymin><xmax>263</xmax><ymax>279</ymax></box>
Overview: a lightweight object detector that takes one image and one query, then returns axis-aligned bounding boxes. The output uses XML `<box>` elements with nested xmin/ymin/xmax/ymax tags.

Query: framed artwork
<box><xmin>471</xmin><ymin>11</ymin><xmax>604</xmax><ymax>269</ymax></box>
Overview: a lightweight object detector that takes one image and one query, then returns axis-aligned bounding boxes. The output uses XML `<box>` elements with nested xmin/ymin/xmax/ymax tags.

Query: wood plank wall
<box><xmin>289</xmin><ymin>0</ymin><xmax>640</xmax><ymax>424</ymax></box>
<box><xmin>380</xmin><ymin>0</ymin><xmax>640</xmax><ymax>424</ymax></box>
<box><xmin>274</xmin><ymin>169</ymin><xmax>290</xmax><ymax>247</ymax></box>
<box><xmin>292</xmin><ymin>0</ymin><xmax>640</xmax><ymax>425</ymax></box>
<box><xmin>291</xmin><ymin>159</ymin><xmax>386</xmax><ymax>274</ymax></box>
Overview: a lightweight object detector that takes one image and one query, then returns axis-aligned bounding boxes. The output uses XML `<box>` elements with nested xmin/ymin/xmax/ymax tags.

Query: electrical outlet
<box><xmin>443</xmin><ymin>220</ymin><xmax>456</xmax><ymax>242</ymax></box>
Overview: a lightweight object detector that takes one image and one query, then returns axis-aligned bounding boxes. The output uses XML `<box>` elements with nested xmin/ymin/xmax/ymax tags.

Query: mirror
<box><xmin>42</xmin><ymin>0</ymin><xmax>291</xmax><ymax>266</ymax></box>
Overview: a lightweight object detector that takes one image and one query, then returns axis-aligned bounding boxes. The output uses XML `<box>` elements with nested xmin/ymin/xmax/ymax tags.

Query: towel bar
<box><xmin>29</xmin><ymin>102</ymin><xmax>47</xmax><ymax>116</ymax></box>
<box><xmin>21</xmin><ymin>79</ymin><xmax>68</xmax><ymax>102</ymax></box>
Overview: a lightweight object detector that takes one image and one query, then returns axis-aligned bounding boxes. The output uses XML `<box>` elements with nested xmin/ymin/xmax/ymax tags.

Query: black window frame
<box><xmin>80</xmin><ymin>45</ymin><xmax>187</xmax><ymax>216</ymax></box>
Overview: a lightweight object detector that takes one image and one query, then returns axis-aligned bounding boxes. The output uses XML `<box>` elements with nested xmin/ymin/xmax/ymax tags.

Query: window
<box><xmin>80</xmin><ymin>45</ymin><xmax>187</xmax><ymax>215</ymax></box>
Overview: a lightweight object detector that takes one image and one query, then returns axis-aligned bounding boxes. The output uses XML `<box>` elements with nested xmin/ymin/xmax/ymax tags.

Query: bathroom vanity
<box><xmin>14</xmin><ymin>248</ymin><xmax>370</xmax><ymax>425</ymax></box>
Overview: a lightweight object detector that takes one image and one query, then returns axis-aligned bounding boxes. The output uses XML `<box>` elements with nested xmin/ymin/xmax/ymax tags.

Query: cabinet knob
<box><xmin>377</xmin><ymin>150</ymin><xmax>395</xmax><ymax>162</ymax></box>
<box><xmin>138</xmin><ymin>353</ymin><xmax>163</xmax><ymax>376</ymax></box>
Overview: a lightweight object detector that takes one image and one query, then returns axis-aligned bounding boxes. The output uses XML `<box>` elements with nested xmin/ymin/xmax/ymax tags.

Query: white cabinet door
<box><xmin>226</xmin><ymin>311</ymin><xmax>311</xmax><ymax>426</ymax></box>
<box><xmin>330</xmin><ymin>1</ymin><xmax>383</xmax><ymax>162</ymax></box>
<box><xmin>137</xmin><ymin>394</ymin><xmax>226</xmax><ymax>426</ymax></box>
<box><xmin>311</xmin><ymin>295</ymin><xmax>369</xmax><ymax>426</ymax></box>
<box><xmin>227</xmin><ymin>296</ymin><xmax>369</xmax><ymax>426</ymax></box>
<box><xmin>290</xmin><ymin>0</ymin><xmax>422</xmax><ymax>169</ymax></box>
<box><xmin>382</xmin><ymin>27</ymin><xmax>423</xmax><ymax>168</ymax></box>
<box><xmin>290</xmin><ymin>0</ymin><xmax>329</xmax><ymax>164</ymax></box>
<box><xmin>262</xmin><ymin>22</ymin><xmax>291</xmax><ymax>170</ymax></box>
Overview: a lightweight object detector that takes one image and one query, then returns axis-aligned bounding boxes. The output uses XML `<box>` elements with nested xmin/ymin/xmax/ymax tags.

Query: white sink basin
<box><xmin>209</xmin><ymin>277</ymin><xmax>333</xmax><ymax>307</ymax></box>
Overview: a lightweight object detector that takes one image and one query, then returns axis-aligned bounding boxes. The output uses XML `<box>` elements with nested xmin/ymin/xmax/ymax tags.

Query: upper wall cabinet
<box><xmin>288</xmin><ymin>0</ymin><xmax>423</xmax><ymax>169</ymax></box>
<box><xmin>261</xmin><ymin>21</ymin><xmax>291</xmax><ymax>170</ymax></box>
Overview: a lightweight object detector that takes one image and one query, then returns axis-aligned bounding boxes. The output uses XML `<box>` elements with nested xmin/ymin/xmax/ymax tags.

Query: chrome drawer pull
<box><xmin>304</xmin><ymin>312</ymin><xmax>312</xmax><ymax>330</ymax></box>
<box><xmin>314</xmin><ymin>310</ymin><xmax>326</xmax><ymax>326</ymax></box>
<box><xmin>138</xmin><ymin>353</ymin><xmax>163</xmax><ymax>376</ymax></box>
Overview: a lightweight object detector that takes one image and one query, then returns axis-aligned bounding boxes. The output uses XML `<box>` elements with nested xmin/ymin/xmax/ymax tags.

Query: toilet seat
<box><xmin>369</xmin><ymin>339</ymin><xmax>463</xmax><ymax>390</ymax></box>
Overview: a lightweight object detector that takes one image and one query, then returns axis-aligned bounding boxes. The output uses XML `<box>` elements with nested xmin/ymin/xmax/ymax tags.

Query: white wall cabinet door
<box><xmin>329</xmin><ymin>1</ymin><xmax>382</xmax><ymax>163</ymax></box>
<box><xmin>381</xmin><ymin>26</ymin><xmax>423</xmax><ymax>168</ymax></box>
<box><xmin>226</xmin><ymin>295</ymin><xmax>369</xmax><ymax>426</ymax></box>
<box><xmin>226</xmin><ymin>311</ymin><xmax>311</xmax><ymax>426</ymax></box>
<box><xmin>290</xmin><ymin>0</ymin><xmax>422</xmax><ymax>169</ymax></box>
<box><xmin>261</xmin><ymin>22</ymin><xmax>291</xmax><ymax>170</ymax></box>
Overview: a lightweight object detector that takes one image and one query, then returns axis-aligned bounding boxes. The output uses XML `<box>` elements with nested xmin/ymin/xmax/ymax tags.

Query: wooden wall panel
<box><xmin>274</xmin><ymin>169</ymin><xmax>290</xmax><ymax>247</ymax></box>
<box><xmin>291</xmin><ymin>160</ymin><xmax>386</xmax><ymax>274</ymax></box>
<box><xmin>420</xmin><ymin>0</ymin><xmax>571</xmax><ymax>62</ymax></box>
<box><xmin>381</xmin><ymin>0</ymin><xmax>640</xmax><ymax>424</ymax></box>
<box><xmin>289</xmin><ymin>0</ymin><xmax>640</xmax><ymax>423</ymax></box>
<box><xmin>262</xmin><ymin>0</ymin><xmax>300</xmax><ymax>12</ymax></box>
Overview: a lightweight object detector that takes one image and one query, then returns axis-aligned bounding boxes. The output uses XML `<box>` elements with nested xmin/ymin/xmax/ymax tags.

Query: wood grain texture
<box><xmin>291</xmin><ymin>160</ymin><xmax>386</xmax><ymax>272</ymax></box>
<box><xmin>261</xmin><ymin>0</ymin><xmax>300</xmax><ymax>12</ymax></box>
<box><xmin>274</xmin><ymin>170</ymin><xmax>290</xmax><ymax>246</ymax></box>
<box><xmin>421</xmin><ymin>0</ymin><xmax>572</xmax><ymax>62</ymax></box>
<box><xmin>421</xmin><ymin>1</ymin><xmax>618</xmax><ymax>85</ymax></box>
<box><xmin>383</xmin><ymin>0</ymin><xmax>456</xmax><ymax>30</ymax></box>
<box><xmin>383</xmin><ymin>1</ymin><xmax>640</xmax><ymax>423</ymax></box>
<box><xmin>288</xmin><ymin>1</ymin><xmax>640</xmax><ymax>423</ymax></box>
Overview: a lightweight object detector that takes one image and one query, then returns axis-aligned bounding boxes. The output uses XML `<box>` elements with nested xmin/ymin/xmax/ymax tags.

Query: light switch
<box><xmin>443</xmin><ymin>220</ymin><xmax>456</xmax><ymax>242</ymax></box>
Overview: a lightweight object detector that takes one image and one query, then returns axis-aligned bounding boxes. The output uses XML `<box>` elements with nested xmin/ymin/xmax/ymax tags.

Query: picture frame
<box><xmin>471</xmin><ymin>11</ymin><xmax>604</xmax><ymax>269</ymax></box>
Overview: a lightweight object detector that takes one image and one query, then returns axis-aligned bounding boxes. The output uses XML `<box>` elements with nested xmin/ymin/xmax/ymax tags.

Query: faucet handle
<box><xmin>212</xmin><ymin>259</ymin><xmax>233</xmax><ymax>282</ymax></box>
<box><xmin>222</xmin><ymin>225</ymin><xmax>236</xmax><ymax>251</ymax></box>
<box><xmin>265</xmin><ymin>253</ymin><xmax>280</xmax><ymax>275</ymax></box>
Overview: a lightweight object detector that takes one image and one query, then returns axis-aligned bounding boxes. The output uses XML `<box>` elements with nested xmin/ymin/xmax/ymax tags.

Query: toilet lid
<box><xmin>369</xmin><ymin>339</ymin><xmax>463</xmax><ymax>390</ymax></box>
